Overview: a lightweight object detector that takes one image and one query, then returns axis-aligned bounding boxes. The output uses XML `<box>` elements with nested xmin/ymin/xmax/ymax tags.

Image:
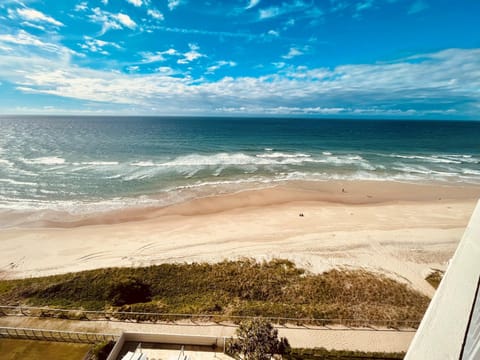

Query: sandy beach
<box><xmin>1</xmin><ymin>180</ymin><xmax>479</xmax><ymax>298</ymax></box>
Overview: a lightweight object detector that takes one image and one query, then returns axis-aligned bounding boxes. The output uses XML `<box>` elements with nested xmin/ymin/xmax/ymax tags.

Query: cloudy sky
<box><xmin>0</xmin><ymin>0</ymin><xmax>479</xmax><ymax>118</ymax></box>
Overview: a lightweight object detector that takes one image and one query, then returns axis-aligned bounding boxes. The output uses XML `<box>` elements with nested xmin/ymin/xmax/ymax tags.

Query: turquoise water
<box><xmin>0</xmin><ymin>116</ymin><xmax>479</xmax><ymax>215</ymax></box>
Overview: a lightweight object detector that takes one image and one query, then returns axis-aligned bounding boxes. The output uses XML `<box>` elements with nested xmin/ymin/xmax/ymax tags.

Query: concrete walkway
<box><xmin>0</xmin><ymin>316</ymin><xmax>415</xmax><ymax>353</ymax></box>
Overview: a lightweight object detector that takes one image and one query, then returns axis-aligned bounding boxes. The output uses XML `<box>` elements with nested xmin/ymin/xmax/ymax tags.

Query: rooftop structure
<box><xmin>107</xmin><ymin>332</ymin><xmax>233</xmax><ymax>360</ymax></box>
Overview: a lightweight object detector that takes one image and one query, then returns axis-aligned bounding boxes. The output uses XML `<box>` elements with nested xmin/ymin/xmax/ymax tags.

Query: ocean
<box><xmin>1</xmin><ymin>116</ymin><xmax>479</xmax><ymax>220</ymax></box>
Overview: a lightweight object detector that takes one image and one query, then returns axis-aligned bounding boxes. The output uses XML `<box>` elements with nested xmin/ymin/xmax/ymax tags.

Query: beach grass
<box><xmin>0</xmin><ymin>259</ymin><xmax>429</xmax><ymax>326</ymax></box>
<box><xmin>286</xmin><ymin>347</ymin><xmax>405</xmax><ymax>359</ymax></box>
<box><xmin>425</xmin><ymin>270</ymin><xmax>444</xmax><ymax>289</ymax></box>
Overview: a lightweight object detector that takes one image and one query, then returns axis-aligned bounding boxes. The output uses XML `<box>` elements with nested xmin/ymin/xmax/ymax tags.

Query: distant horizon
<box><xmin>1</xmin><ymin>114</ymin><xmax>479</xmax><ymax>122</ymax></box>
<box><xmin>1</xmin><ymin>1</ymin><xmax>479</xmax><ymax>119</ymax></box>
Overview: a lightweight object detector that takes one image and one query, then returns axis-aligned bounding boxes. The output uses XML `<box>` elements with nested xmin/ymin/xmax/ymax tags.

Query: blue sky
<box><xmin>0</xmin><ymin>0</ymin><xmax>479</xmax><ymax>118</ymax></box>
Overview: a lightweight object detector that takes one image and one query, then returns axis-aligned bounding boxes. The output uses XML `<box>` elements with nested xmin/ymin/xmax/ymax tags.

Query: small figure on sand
<box><xmin>299</xmin><ymin>213</ymin><xmax>304</xmax><ymax>217</ymax></box>
<box><xmin>342</xmin><ymin>188</ymin><xmax>346</xmax><ymax>193</ymax></box>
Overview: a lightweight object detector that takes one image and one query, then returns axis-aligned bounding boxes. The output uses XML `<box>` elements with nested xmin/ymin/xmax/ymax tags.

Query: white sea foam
<box><xmin>322</xmin><ymin>152</ymin><xmax>333</xmax><ymax>156</ymax></box>
<box><xmin>81</xmin><ymin>161</ymin><xmax>119</xmax><ymax>166</ymax></box>
<box><xmin>393</xmin><ymin>165</ymin><xmax>432</xmax><ymax>175</ymax></box>
<box><xmin>162</xmin><ymin>153</ymin><xmax>257</xmax><ymax>166</ymax></box>
<box><xmin>315</xmin><ymin>154</ymin><xmax>376</xmax><ymax>170</ymax></box>
<box><xmin>105</xmin><ymin>174</ymin><xmax>124</xmax><ymax>179</ymax></box>
<box><xmin>39</xmin><ymin>189</ymin><xmax>59</xmax><ymax>194</ymax></box>
<box><xmin>22</xmin><ymin>156</ymin><xmax>66</xmax><ymax>165</ymax></box>
<box><xmin>389</xmin><ymin>154</ymin><xmax>463</xmax><ymax>164</ymax></box>
<box><xmin>184</xmin><ymin>168</ymin><xmax>201</xmax><ymax>178</ymax></box>
<box><xmin>0</xmin><ymin>159</ymin><xmax>14</xmax><ymax>167</ymax></box>
<box><xmin>256</xmin><ymin>152</ymin><xmax>311</xmax><ymax>159</ymax></box>
<box><xmin>442</xmin><ymin>155</ymin><xmax>479</xmax><ymax>164</ymax></box>
<box><xmin>158</xmin><ymin>152</ymin><xmax>375</xmax><ymax>169</ymax></box>
<box><xmin>0</xmin><ymin>178</ymin><xmax>37</xmax><ymax>186</ymax></box>
<box><xmin>0</xmin><ymin>196</ymin><xmax>166</xmax><ymax>216</ymax></box>
<box><xmin>213</xmin><ymin>166</ymin><xmax>224</xmax><ymax>177</ymax></box>
<box><xmin>131</xmin><ymin>161</ymin><xmax>155</xmax><ymax>167</ymax></box>
<box><xmin>462</xmin><ymin>169</ymin><xmax>480</xmax><ymax>176</ymax></box>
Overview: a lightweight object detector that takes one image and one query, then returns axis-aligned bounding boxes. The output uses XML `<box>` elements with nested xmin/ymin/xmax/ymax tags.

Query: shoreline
<box><xmin>3</xmin><ymin>179</ymin><xmax>480</xmax><ymax>229</ymax></box>
<box><xmin>1</xmin><ymin>179</ymin><xmax>479</xmax><ymax>297</ymax></box>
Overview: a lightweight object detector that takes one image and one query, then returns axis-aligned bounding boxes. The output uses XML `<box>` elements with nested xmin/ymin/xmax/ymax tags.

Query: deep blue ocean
<box><xmin>1</xmin><ymin>116</ymin><xmax>479</xmax><ymax>216</ymax></box>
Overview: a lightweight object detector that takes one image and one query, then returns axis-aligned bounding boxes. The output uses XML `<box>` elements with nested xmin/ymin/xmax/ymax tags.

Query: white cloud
<box><xmin>245</xmin><ymin>0</ymin><xmax>260</xmax><ymax>10</ymax></box>
<box><xmin>79</xmin><ymin>36</ymin><xmax>121</xmax><ymax>54</ymax></box>
<box><xmin>164</xmin><ymin>48</ymin><xmax>178</xmax><ymax>56</ymax></box>
<box><xmin>140</xmin><ymin>48</ymin><xmax>178</xmax><ymax>63</ymax></box>
<box><xmin>207</xmin><ymin>60</ymin><xmax>236</xmax><ymax>73</ymax></box>
<box><xmin>156</xmin><ymin>66</ymin><xmax>176</xmax><ymax>75</ymax></box>
<box><xmin>75</xmin><ymin>2</ymin><xmax>88</xmax><ymax>12</ymax></box>
<box><xmin>168</xmin><ymin>0</ymin><xmax>182</xmax><ymax>11</ymax></box>
<box><xmin>16</xmin><ymin>7</ymin><xmax>63</xmax><ymax>27</ymax></box>
<box><xmin>88</xmin><ymin>8</ymin><xmax>137</xmax><ymax>34</ymax></box>
<box><xmin>115</xmin><ymin>13</ymin><xmax>136</xmax><ymax>29</ymax></box>
<box><xmin>140</xmin><ymin>52</ymin><xmax>165</xmax><ymax>63</ymax></box>
<box><xmin>356</xmin><ymin>0</ymin><xmax>374</xmax><ymax>12</ymax></box>
<box><xmin>259</xmin><ymin>7</ymin><xmax>280</xmax><ymax>19</ymax></box>
<box><xmin>21</xmin><ymin>21</ymin><xmax>46</xmax><ymax>31</ymax></box>
<box><xmin>282</xmin><ymin>47</ymin><xmax>303</xmax><ymax>59</ymax></box>
<box><xmin>0</xmin><ymin>30</ymin><xmax>59</xmax><ymax>51</ymax></box>
<box><xmin>284</xmin><ymin>18</ymin><xmax>295</xmax><ymax>28</ymax></box>
<box><xmin>177</xmin><ymin>43</ymin><xmax>204</xmax><ymax>64</ymax></box>
<box><xmin>258</xmin><ymin>1</ymin><xmax>314</xmax><ymax>20</ymax></box>
<box><xmin>267</xmin><ymin>30</ymin><xmax>279</xmax><ymax>37</ymax></box>
<box><xmin>147</xmin><ymin>8</ymin><xmax>164</xmax><ymax>20</ymax></box>
<box><xmin>272</xmin><ymin>62</ymin><xmax>286</xmax><ymax>69</ymax></box>
<box><xmin>409</xmin><ymin>0</ymin><xmax>429</xmax><ymax>14</ymax></box>
<box><xmin>126</xmin><ymin>0</ymin><xmax>142</xmax><ymax>6</ymax></box>
<box><xmin>1</xmin><ymin>37</ymin><xmax>479</xmax><ymax>117</ymax></box>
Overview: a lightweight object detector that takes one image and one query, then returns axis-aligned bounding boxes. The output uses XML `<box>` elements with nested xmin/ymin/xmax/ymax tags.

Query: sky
<box><xmin>0</xmin><ymin>0</ymin><xmax>479</xmax><ymax>118</ymax></box>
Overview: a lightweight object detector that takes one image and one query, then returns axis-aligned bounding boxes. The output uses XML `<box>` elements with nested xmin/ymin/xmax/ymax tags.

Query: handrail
<box><xmin>0</xmin><ymin>305</ymin><xmax>420</xmax><ymax>329</ymax></box>
<box><xmin>0</xmin><ymin>326</ymin><xmax>117</xmax><ymax>344</ymax></box>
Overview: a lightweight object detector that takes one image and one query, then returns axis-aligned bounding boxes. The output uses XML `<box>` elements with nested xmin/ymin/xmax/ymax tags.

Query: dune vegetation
<box><xmin>0</xmin><ymin>259</ymin><xmax>429</xmax><ymax>327</ymax></box>
<box><xmin>425</xmin><ymin>269</ymin><xmax>444</xmax><ymax>289</ymax></box>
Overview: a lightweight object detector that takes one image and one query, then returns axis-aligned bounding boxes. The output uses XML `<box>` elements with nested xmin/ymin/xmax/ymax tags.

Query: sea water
<box><xmin>0</xmin><ymin>116</ymin><xmax>479</xmax><ymax>219</ymax></box>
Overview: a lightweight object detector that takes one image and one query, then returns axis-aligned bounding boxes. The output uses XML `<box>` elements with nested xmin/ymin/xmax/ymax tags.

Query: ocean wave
<box><xmin>392</xmin><ymin>165</ymin><xmax>433</xmax><ymax>175</ymax></box>
<box><xmin>0</xmin><ymin>178</ymin><xmax>37</xmax><ymax>186</ymax></box>
<box><xmin>256</xmin><ymin>152</ymin><xmax>311</xmax><ymax>159</ymax></box>
<box><xmin>131</xmin><ymin>161</ymin><xmax>156</xmax><ymax>167</ymax></box>
<box><xmin>1</xmin><ymin>167</ymin><xmax>479</xmax><ymax>219</ymax></box>
<box><xmin>0</xmin><ymin>159</ymin><xmax>14</xmax><ymax>167</ymax></box>
<box><xmin>114</xmin><ymin>152</ymin><xmax>378</xmax><ymax>181</ymax></box>
<box><xmin>162</xmin><ymin>153</ymin><xmax>258</xmax><ymax>166</ymax></box>
<box><xmin>314</xmin><ymin>154</ymin><xmax>376</xmax><ymax>170</ymax></box>
<box><xmin>79</xmin><ymin>161</ymin><xmax>119</xmax><ymax>166</ymax></box>
<box><xmin>160</xmin><ymin>152</ymin><xmax>374</xmax><ymax>168</ymax></box>
<box><xmin>462</xmin><ymin>169</ymin><xmax>480</xmax><ymax>176</ymax></box>
<box><xmin>392</xmin><ymin>163</ymin><xmax>463</xmax><ymax>176</ymax></box>
<box><xmin>0</xmin><ymin>195</ymin><xmax>166</xmax><ymax>215</ymax></box>
<box><xmin>441</xmin><ymin>155</ymin><xmax>479</xmax><ymax>164</ymax></box>
<box><xmin>387</xmin><ymin>154</ymin><xmax>473</xmax><ymax>164</ymax></box>
<box><xmin>22</xmin><ymin>156</ymin><xmax>66</xmax><ymax>165</ymax></box>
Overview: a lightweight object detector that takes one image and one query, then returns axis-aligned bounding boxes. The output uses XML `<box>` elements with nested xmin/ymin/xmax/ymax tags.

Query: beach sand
<box><xmin>1</xmin><ymin>180</ymin><xmax>479</xmax><ymax>298</ymax></box>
